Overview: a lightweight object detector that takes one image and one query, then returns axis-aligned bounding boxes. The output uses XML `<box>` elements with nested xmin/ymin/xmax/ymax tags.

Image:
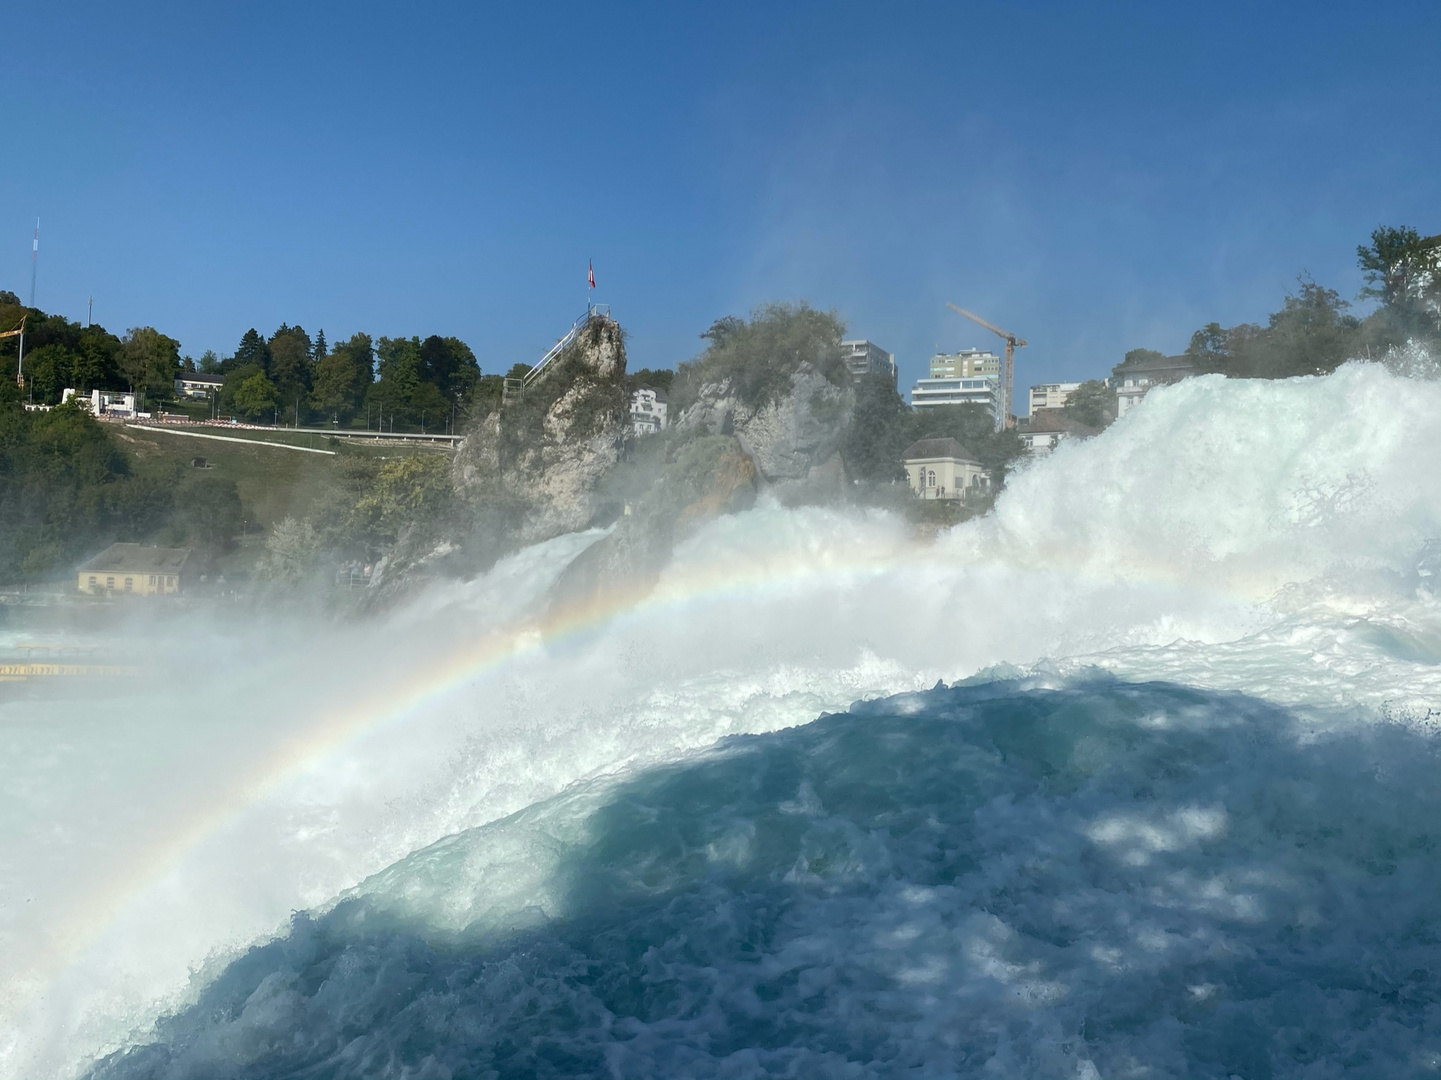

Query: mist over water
<box><xmin>4</xmin><ymin>361</ymin><xmax>1441</xmax><ymax>1077</ymax></box>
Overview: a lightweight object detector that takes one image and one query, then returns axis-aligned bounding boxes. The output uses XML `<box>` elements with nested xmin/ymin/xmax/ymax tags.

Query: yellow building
<box><xmin>930</xmin><ymin>348</ymin><xmax>1001</xmax><ymax>380</ymax></box>
<box><xmin>902</xmin><ymin>438</ymin><xmax>991</xmax><ymax>501</ymax></box>
<box><xmin>77</xmin><ymin>543</ymin><xmax>191</xmax><ymax>596</ymax></box>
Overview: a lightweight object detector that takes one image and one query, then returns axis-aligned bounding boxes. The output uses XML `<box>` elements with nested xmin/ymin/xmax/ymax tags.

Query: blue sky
<box><xmin>2</xmin><ymin>1</ymin><xmax>1437</xmax><ymax>394</ymax></box>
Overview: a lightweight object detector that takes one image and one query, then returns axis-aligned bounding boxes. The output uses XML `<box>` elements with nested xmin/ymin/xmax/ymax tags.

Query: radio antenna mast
<box><xmin>29</xmin><ymin>219</ymin><xmax>38</xmax><ymax>306</ymax></box>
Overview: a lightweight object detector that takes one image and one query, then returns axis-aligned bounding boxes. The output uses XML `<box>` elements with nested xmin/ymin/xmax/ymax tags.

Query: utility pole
<box><xmin>87</xmin><ymin>297</ymin><xmax>92</xmax><ymax>328</ymax></box>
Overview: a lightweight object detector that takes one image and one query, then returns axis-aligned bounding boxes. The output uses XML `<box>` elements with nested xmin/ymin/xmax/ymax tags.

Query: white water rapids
<box><xmin>3</xmin><ymin>361</ymin><xmax>1441</xmax><ymax>1077</ymax></box>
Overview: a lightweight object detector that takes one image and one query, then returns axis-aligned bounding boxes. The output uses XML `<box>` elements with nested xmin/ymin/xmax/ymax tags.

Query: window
<box><xmin>927</xmin><ymin>470</ymin><xmax>936</xmax><ymax>488</ymax></box>
<box><xmin>88</xmin><ymin>576</ymin><xmax>97</xmax><ymax>589</ymax></box>
<box><xmin>124</xmin><ymin>577</ymin><xmax>133</xmax><ymax>592</ymax></box>
<box><xmin>149</xmin><ymin>575</ymin><xmax>157</xmax><ymax>586</ymax></box>
<box><xmin>106</xmin><ymin>577</ymin><xmax>115</xmax><ymax>589</ymax></box>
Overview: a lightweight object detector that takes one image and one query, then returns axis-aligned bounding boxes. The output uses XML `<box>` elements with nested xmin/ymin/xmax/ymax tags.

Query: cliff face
<box><xmin>672</xmin><ymin>360</ymin><xmax>852</xmax><ymax>487</ymax></box>
<box><xmin>453</xmin><ymin>317</ymin><xmax>629</xmax><ymax>549</ymax></box>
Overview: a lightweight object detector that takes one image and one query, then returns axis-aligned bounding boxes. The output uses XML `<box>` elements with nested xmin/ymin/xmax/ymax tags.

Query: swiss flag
<box><xmin>588</xmin><ymin>260</ymin><xmax>596</xmax><ymax>289</ymax></box>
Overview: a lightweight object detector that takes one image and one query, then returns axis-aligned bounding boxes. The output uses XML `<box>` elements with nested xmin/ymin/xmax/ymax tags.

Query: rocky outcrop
<box><xmin>548</xmin><ymin>435</ymin><xmax>758</xmax><ymax>613</ymax></box>
<box><xmin>672</xmin><ymin>360</ymin><xmax>852</xmax><ymax>487</ymax></box>
<box><xmin>453</xmin><ymin>316</ymin><xmax>629</xmax><ymax>549</ymax></box>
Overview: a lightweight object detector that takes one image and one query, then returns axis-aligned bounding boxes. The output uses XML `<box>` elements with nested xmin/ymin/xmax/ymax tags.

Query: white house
<box><xmin>902</xmin><ymin>437</ymin><xmax>990</xmax><ymax>500</ymax></box>
<box><xmin>630</xmin><ymin>386</ymin><xmax>668</xmax><ymax>435</ymax></box>
<box><xmin>1112</xmin><ymin>355</ymin><xmax>1196</xmax><ymax>417</ymax></box>
<box><xmin>175</xmin><ymin>372</ymin><xmax>224</xmax><ymax>399</ymax></box>
<box><xmin>1018</xmin><ymin>408</ymin><xmax>1100</xmax><ymax>454</ymax></box>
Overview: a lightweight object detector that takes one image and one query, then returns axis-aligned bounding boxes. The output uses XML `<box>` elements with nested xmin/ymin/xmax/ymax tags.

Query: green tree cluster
<box><xmin>0</xmin><ymin>402</ymin><xmax>243</xmax><ymax>583</ymax></box>
<box><xmin>671</xmin><ymin>303</ymin><xmax>849</xmax><ymax>412</ymax></box>
<box><xmin>1176</xmin><ymin>226</ymin><xmax>1440</xmax><ymax>381</ymax></box>
<box><xmin>1061</xmin><ymin>380</ymin><xmax>1115</xmax><ymax>429</ymax></box>
<box><xmin>0</xmin><ymin>299</ymin><xmax>140</xmax><ymax>406</ymax></box>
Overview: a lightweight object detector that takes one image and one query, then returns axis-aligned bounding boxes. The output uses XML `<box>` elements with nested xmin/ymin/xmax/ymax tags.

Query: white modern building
<box><xmin>930</xmin><ymin>348</ymin><xmax>1000</xmax><ymax>380</ymax></box>
<box><xmin>629</xmin><ymin>386</ymin><xmax>668</xmax><ymax>435</ymax></box>
<box><xmin>902</xmin><ymin>437</ymin><xmax>991</xmax><ymax>500</ymax></box>
<box><xmin>175</xmin><ymin>372</ymin><xmax>224</xmax><ymax>399</ymax></box>
<box><xmin>63</xmin><ymin>388</ymin><xmax>141</xmax><ymax>417</ymax></box>
<box><xmin>1028</xmin><ymin>382</ymin><xmax>1081</xmax><ymax>414</ymax></box>
<box><xmin>841</xmin><ymin>340</ymin><xmax>897</xmax><ymax>385</ymax></box>
<box><xmin>909</xmin><ymin>376</ymin><xmax>998</xmax><ymax>413</ymax></box>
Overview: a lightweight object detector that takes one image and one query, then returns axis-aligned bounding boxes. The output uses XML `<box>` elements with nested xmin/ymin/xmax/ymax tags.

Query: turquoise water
<box><xmin>7</xmin><ymin>360</ymin><xmax>1441</xmax><ymax>1078</ymax></box>
<box><xmin>89</xmin><ymin>678</ymin><xmax>1441</xmax><ymax>1078</ymax></box>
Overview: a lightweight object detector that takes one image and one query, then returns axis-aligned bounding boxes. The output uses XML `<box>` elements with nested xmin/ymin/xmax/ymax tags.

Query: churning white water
<box><xmin>3</xmin><ymin>361</ymin><xmax>1441</xmax><ymax>1078</ymax></box>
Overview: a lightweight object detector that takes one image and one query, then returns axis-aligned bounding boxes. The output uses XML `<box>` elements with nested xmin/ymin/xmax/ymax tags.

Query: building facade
<box><xmin>841</xmin><ymin>340</ymin><xmax>898</xmax><ymax>385</ymax></box>
<box><xmin>930</xmin><ymin>348</ymin><xmax>1001</xmax><ymax>380</ymax></box>
<box><xmin>1017</xmin><ymin>408</ymin><xmax>1100</xmax><ymax>454</ymax></box>
<box><xmin>1028</xmin><ymin>382</ymin><xmax>1081</xmax><ymax>414</ymax></box>
<box><xmin>909</xmin><ymin>377</ymin><xmax>999</xmax><ymax>413</ymax></box>
<box><xmin>629</xmin><ymin>386</ymin><xmax>668</xmax><ymax>436</ymax></box>
<box><xmin>175</xmin><ymin>373</ymin><xmax>224</xmax><ymax>399</ymax></box>
<box><xmin>77</xmin><ymin>544</ymin><xmax>191</xmax><ymax>596</ymax></box>
<box><xmin>1112</xmin><ymin>355</ymin><xmax>1196</xmax><ymax>417</ymax></box>
<box><xmin>61</xmin><ymin>388</ymin><xmax>141</xmax><ymax>417</ymax></box>
<box><xmin>902</xmin><ymin>437</ymin><xmax>990</xmax><ymax>500</ymax></box>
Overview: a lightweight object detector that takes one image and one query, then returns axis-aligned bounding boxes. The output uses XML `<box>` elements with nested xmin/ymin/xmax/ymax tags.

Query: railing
<box><xmin>520</xmin><ymin>304</ymin><xmax>611</xmax><ymax>391</ymax></box>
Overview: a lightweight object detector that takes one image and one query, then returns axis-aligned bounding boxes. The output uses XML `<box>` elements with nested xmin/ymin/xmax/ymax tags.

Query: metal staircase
<box><xmin>504</xmin><ymin>304</ymin><xmax>611</xmax><ymax>405</ymax></box>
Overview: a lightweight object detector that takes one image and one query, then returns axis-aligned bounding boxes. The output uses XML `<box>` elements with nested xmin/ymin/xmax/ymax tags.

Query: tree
<box><xmin>1358</xmin><ymin>226</ymin><xmax>1429</xmax><ymax>307</ymax></box>
<box><xmin>231</xmin><ymin>369</ymin><xmax>279</xmax><ymax>421</ymax></box>
<box><xmin>269</xmin><ymin>324</ymin><xmax>314</xmax><ymax>422</ymax></box>
<box><xmin>842</xmin><ymin>372</ymin><xmax>910</xmax><ymax>482</ymax></box>
<box><xmin>418</xmin><ymin>335</ymin><xmax>481</xmax><ymax>408</ymax></box>
<box><xmin>370</xmin><ymin>336</ymin><xmax>423</xmax><ymax>427</ymax></box>
<box><xmin>627</xmin><ymin>368</ymin><xmax>674</xmax><ymax>391</ymax></box>
<box><xmin>1181</xmin><ymin>276</ymin><xmax>1359</xmax><ymax>379</ymax></box>
<box><xmin>1356</xmin><ymin>224</ymin><xmax>1441</xmax><ymax>342</ymax></box>
<box><xmin>1062</xmin><ymin>379</ymin><xmax>1116</xmax><ymax>428</ymax></box>
<box><xmin>311</xmin><ymin>332</ymin><xmax>373</xmax><ymax>424</ymax></box>
<box><xmin>175</xmin><ymin>476</ymin><xmax>243</xmax><ymax>551</ymax></box>
<box><xmin>352</xmin><ymin>454</ymin><xmax>454</xmax><ymax>545</ymax></box>
<box><xmin>673</xmin><ymin>303</ymin><xmax>848</xmax><ymax>412</ymax></box>
<box><xmin>198</xmin><ymin>349</ymin><xmax>222</xmax><ymax>373</ymax></box>
<box><xmin>1119</xmin><ymin>348</ymin><xmax>1166</xmax><ymax>368</ymax></box>
<box><xmin>312</xmin><ymin>329</ymin><xmax>327</xmax><ymax>361</ymax></box>
<box><xmin>23</xmin><ymin>344</ymin><xmax>76</xmax><ymax>404</ymax></box>
<box><xmin>119</xmin><ymin>326</ymin><xmax>182</xmax><ymax>398</ymax></box>
<box><xmin>227</xmin><ymin>328</ymin><xmax>270</xmax><ymax>375</ymax></box>
<box><xmin>256</xmin><ymin>516</ymin><xmax>323</xmax><ymax>585</ymax></box>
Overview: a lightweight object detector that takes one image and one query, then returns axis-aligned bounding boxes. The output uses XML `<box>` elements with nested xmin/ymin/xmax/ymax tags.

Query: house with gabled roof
<box><xmin>902</xmin><ymin>437</ymin><xmax>991</xmax><ymax>500</ymax></box>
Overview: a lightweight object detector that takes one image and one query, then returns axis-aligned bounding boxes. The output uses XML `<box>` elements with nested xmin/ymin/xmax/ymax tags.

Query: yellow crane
<box><xmin>947</xmin><ymin>303</ymin><xmax>1025</xmax><ymax>431</ymax></box>
<box><xmin>1</xmin><ymin>314</ymin><xmax>25</xmax><ymax>388</ymax></box>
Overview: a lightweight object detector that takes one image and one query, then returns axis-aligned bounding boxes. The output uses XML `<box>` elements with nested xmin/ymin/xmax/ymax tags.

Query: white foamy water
<box><xmin>2</xmin><ymin>361</ymin><xmax>1440</xmax><ymax>1078</ymax></box>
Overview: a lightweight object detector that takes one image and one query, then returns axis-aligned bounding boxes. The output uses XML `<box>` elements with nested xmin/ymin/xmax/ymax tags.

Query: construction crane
<box><xmin>947</xmin><ymin>303</ymin><xmax>1025</xmax><ymax>432</ymax></box>
<box><xmin>1</xmin><ymin>315</ymin><xmax>25</xmax><ymax>388</ymax></box>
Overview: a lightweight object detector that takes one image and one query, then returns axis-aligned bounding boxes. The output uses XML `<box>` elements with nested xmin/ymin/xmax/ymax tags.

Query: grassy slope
<box><xmin>112</xmin><ymin>425</ymin><xmax>452</xmax><ymax>576</ymax></box>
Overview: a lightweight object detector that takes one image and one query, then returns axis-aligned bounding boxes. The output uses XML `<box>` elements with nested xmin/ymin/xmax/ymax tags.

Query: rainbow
<box><xmin>11</xmin><ymin>514</ymin><xmax>1276</xmax><ymax>1042</ymax></box>
<box><xmin>11</xmin><ymin>528</ymin><xmax>918</xmax><ymax>1017</ymax></box>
